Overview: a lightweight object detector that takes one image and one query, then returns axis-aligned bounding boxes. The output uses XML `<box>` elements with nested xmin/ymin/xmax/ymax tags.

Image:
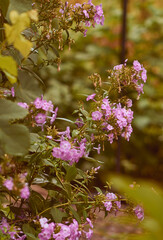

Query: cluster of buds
<box><xmin>31</xmin><ymin>0</ymin><xmax>104</xmax><ymax>53</ymax></box>
<box><xmin>3</xmin><ymin>173</ymin><xmax>30</xmax><ymax>200</ymax></box>
<box><xmin>108</xmin><ymin>60</ymin><xmax>147</xmax><ymax>99</ymax></box>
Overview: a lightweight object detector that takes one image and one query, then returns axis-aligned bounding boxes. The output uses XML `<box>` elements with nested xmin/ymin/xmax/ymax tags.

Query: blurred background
<box><xmin>38</xmin><ymin>0</ymin><xmax>163</xmax><ymax>185</ymax></box>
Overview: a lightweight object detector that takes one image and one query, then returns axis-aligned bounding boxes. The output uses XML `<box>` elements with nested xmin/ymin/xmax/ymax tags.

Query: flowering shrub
<box><xmin>0</xmin><ymin>0</ymin><xmax>148</xmax><ymax>239</ymax></box>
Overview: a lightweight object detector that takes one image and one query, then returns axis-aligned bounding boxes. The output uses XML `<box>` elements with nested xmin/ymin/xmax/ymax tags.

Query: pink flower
<box><xmin>83</xmin><ymin>10</ymin><xmax>89</xmax><ymax>18</ymax></box>
<box><xmin>17</xmin><ymin>102</ymin><xmax>29</xmax><ymax>109</ymax></box>
<box><xmin>11</xmin><ymin>87</ymin><xmax>15</xmax><ymax>97</ymax></box>
<box><xmin>92</xmin><ymin>111</ymin><xmax>102</xmax><ymax>120</ymax></box>
<box><xmin>104</xmin><ymin>192</ymin><xmax>121</xmax><ymax>211</ymax></box>
<box><xmin>141</xmin><ymin>68</ymin><xmax>147</xmax><ymax>83</ymax></box>
<box><xmin>113</xmin><ymin>64</ymin><xmax>123</xmax><ymax>71</ymax></box>
<box><xmin>133</xmin><ymin>60</ymin><xmax>142</xmax><ymax>72</ymax></box>
<box><xmin>134</xmin><ymin>205</ymin><xmax>144</xmax><ymax>221</ymax></box>
<box><xmin>86</xmin><ymin>93</ymin><xmax>96</xmax><ymax>101</ymax></box>
<box><xmin>3</xmin><ymin>178</ymin><xmax>14</xmax><ymax>190</ymax></box>
<box><xmin>126</xmin><ymin>99</ymin><xmax>132</xmax><ymax>108</ymax></box>
<box><xmin>35</xmin><ymin>113</ymin><xmax>46</xmax><ymax>124</ymax></box>
<box><xmin>20</xmin><ymin>185</ymin><xmax>30</xmax><ymax>199</ymax></box>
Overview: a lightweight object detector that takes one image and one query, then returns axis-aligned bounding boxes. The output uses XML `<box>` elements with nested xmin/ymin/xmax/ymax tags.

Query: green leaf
<box><xmin>0</xmin><ymin>99</ymin><xmax>28</xmax><ymax>120</ymax></box>
<box><xmin>111</xmin><ymin>175</ymin><xmax>163</xmax><ymax>228</ymax></box>
<box><xmin>69</xmin><ymin>206</ymin><xmax>81</xmax><ymax>223</ymax></box>
<box><xmin>15</xmin><ymin>69</ymin><xmax>43</xmax><ymax>103</ymax></box>
<box><xmin>65</xmin><ymin>166</ymin><xmax>77</xmax><ymax>182</ymax></box>
<box><xmin>56</xmin><ymin>117</ymin><xmax>74</xmax><ymax>124</ymax></box>
<box><xmin>50</xmin><ymin>207</ymin><xmax>67</xmax><ymax>223</ymax></box>
<box><xmin>0</xmin><ymin>55</ymin><xmax>17</xmax><ymax>84</ymax></box>
<box><xmin>94</xmin><ymin>187</ymin><xmax>103</xmax><ymax>194</ymax></box>
<box><xmin>22</xmin><ymin>224</ymin><xmax>38</xmax><ymax>240</ymax></box>
<box><xmin>28</xmin><ymin>191</ymin><xmax>45</xmax><ymax>214</ymax></box>
<box><xmin>0</xmin><ymin>122</ymin><xmax>30</xmax><ymax>155</ymax></box>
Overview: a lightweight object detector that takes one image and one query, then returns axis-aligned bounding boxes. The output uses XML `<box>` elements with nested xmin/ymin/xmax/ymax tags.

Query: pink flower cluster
<box><xmin>3</xmin><ymin>178</ymin><xmax>30</xmax><ymax>200</ymax></box>
<box><xmin>66</xmin><ymin>0</ymin><xmax>104</xmax><ymax>37</ymax></box>
<box><xmin>52</xmin><ymin>140</ymin><xmax>86</xmax><ymax>165</ymax></box>
<box><xmin>91</xmin><ymin>98</ymin><xmax>134</xmax><ymax>143</ymax></box>
<box><xmin>17</xmin><ymin>96</ymin><xmax>58</xmax><ymax>130</ymax></box>
<box><xmin>38</xmin><ymin>217</ymin><xmax>93</xmax><ymax>240</ymax></box>
<box><xmin>0</xmin><ymin>218</ymin><xmax>26</xmax><ymax>240</ymax></box>
<box><xmin>113</xmin><ymin>60</ymin><xmax>147</xmax><ymax>99</ymax></box>
<box><xmin>103</xmin><ymin>192</ymin><xmax>121</xmax><ymax>212</ymax></box>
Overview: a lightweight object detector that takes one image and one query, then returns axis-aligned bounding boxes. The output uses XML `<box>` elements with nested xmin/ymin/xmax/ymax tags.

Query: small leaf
<box><xmin>69</xmin><ymin>206</ymin><xmax>81</xmax><ymax>223</ymax></box>
<box><xmin>50</xmin><ymin>208</ymin><xmax>67</xmax><ymax>223</ymax></box>
<box><xmin>94</xmin><ymin>187</ymin><xmax>103</xmax><ymax>194</ymax></box>
<box><xmin>65</xmin><ymin>166</ymin><xmax>77</xmax><ymax>182</ymax></box>
<box><xmin>0</xmin><ymin>55</ymin><xmax>17</xmax><ymax>83</ymax></box>
<box><xmin>56</xmin><ymin>117</ymin><xmax>74</xmax><ymax>124</ymax></box>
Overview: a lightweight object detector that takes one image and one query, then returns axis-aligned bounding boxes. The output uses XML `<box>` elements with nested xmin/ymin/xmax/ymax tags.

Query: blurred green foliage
<box><xmin>38</xmin><ymin>0</ymin><xmax>163</xmax><ymax>181</ymax></box>
<box><xmin>111</xmin><ymin>175</ymin><xmax>163</xmax><ymax>240</ymax></box>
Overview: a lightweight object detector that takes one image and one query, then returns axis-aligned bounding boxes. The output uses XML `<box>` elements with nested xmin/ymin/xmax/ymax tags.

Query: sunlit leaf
<box><xmin>4</xmin><ymin>10</ymin><xmax>37</xmax><ymax>58</ymax></box>
<box><xmin>0</xmin><ymin>54</ymin><xmax>17</xmax><ymax>83</ymax></box>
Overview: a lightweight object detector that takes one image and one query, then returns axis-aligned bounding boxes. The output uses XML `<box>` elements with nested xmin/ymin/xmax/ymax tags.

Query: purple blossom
<box><xmin>60</xmin><ymin>140</ymin><xmax>71</xmax><ymax>152</ymax></box>
<box><xmin>134</xmin><ymin>205</ymin><xmax>144</xmax><ymax>221</ymax></box>
<box><xmin>53</xmin><ymin>224</ymin><xmax>70</xmax><ymax>240</ymax></box>
<box><xmin>69</xmin><ymin>219</ymin><xmax>81</xmax><ymax>240</ymax></box>
<box><xmin>20</xmin><ymin>185</ymin><xmax>30</xmax><ymax>199</ymax></box>
<box><xmin>83</xmin><ymin>10</ymin><xmax>89</xmax><ymax>18</ymax></box>
<box><xmin>52</xmin><ymin>147</ymin><xmax>61</xmax><ymax>159</ymax></box>
<box><xmin>92</xmin><ymin>111</ymin><xmax>102</xmax><ymax>120</ymax></box>
<box><xmin>3</xmin><ymin>178</ymin><xmax>14</xmax><ymax>190</ymax></box>
<box><xmin>86</xmin><ymin>93</ymin><xmax>96</xmax><ymax>101</ymax></box>
<box><xmin>50</xmin><ymin>107</ymin><xmax>58</xmax><ymax>124</ymax></box>
<box><xmin>11</xmin><ymin>87</ymin><xmax>15</xmax><ymax>97</ymax></box>
<box><xmin>39</xmin><ymin>218</ymin><xmax>48</xmax><ymax>228</ymax></box>
<box><xmin>108</xmin><ymin>133</ymin><xmax>114</xmax><ymax>144</ymax></box>
<box><xmin>0</xmin><ymin>218</ymin><xmax>17</xmax><ymax>238</ymax></box>
<box><xmin>93</xmin><ymin>144</ymin><xmax>101</xmax><ymax>154</ymax></box>
<box><xmin>113</xmin><ymin>64</ymin><xmax>123</xmax><ymax>71</ymax></box>
<box><xmin>85</xmin><ymin>228</ymin><xmax>93</xmax><ymax>239</ymax></box>
<box><xmin>17</xmin><ymin>102</ymin><xmax>29</xmax><ymax>109</ymax></box>
<box><xmin>34</xmin><ymin>97</ymin><xmax>43</xmax><ymax>109</ymax></box>
<box><xmin>35</xmin><ymin>113</ymin><xmax>46</xmax><ymax>124</ymax></box>
<box><xmin>141</xmin><ymin>68</ymin><xmax>147</xmax><ymax>83</ymax></box>
<box><xmin>86</xmin><ymin>218</ymin><xmax>93</xmax><ymax>229</ymax></box>
<box><xmin>126</xmin><ymin>99</ymin><xmax>132</xmax><ymax>108</ymax></box>
<box><xmin>85</xmin><ymin>21</ymin><xmax>91</xmax><ymax>27</ymax></box>
<box><xmin>75</xmin><ymin>118</ymin><xmax>84</xmax><ymax>128</ymax></box>
<box><xmin>133</xmin><ymin>60</ymin><xmax>142</xmax><ymax>72</ymax></box>
<box><xmin>106</xmin><ymin>124</ymin><xmax>114</xmax><ymax>131</ymax></box>
<box><xmin>104</xmin><ymin>192</ymin><xmax>121</xmax><ymax>211</ymax></box>
<box><xmin>84</xmin><ymin>29</ymin><xmax>88</xmax><ymax>37</ymax></box>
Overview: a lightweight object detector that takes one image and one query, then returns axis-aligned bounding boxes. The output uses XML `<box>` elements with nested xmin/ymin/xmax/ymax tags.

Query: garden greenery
<box><xmin>0</xmin><ymin>0</ymin><xmax>157</xmax><ymax>239</ymax></box>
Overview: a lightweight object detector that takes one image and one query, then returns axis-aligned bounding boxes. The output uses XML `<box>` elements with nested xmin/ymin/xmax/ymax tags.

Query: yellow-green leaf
<box><xmin>0</xmin><ymin>54</ymin><xmax>17</xmax><ymax>83</ymax></box>
<box><xmin>4</xmin><ymin>10</ymin><xmax>34</xmax><ymax>58</ymax></box>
